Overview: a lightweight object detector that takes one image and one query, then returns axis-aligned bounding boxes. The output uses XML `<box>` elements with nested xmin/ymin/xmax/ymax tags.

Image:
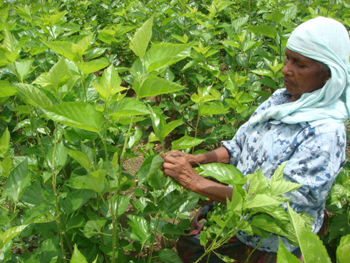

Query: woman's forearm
<box><xmin>189</xmin><ymin>146</ymin><xmax>230</xmax><ymax>166</ymax></box>
<box><xmin>191</xmin><ymin>175</ymin><xmax>233</xmax><ymax>204</ymax></box>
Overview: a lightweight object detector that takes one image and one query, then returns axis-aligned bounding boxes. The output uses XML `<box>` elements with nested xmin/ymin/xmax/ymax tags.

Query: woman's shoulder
<box><xmin>269</xmin><ymin>88</ymin><xmax>290</xmax><ymax>103</ymax></box>
<box><xmin>252</xmin><ymin>89</ymin><xmax>290</xmax><ymax>116</ymax></box>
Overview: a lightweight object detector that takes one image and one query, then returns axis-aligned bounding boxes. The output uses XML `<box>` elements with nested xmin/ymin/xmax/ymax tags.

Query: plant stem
<box><xmin>111</xmin><ymin>115</ymin><xmax>135</xmax><ymax>263</ymax></box>
<box><xmin>51</xmin><ymin>124</ymin><xmax>67</xmax><ymax>262</ymax></box>
<box><xmin>147</xmin><ymin>214</ymin><xmax>161</xmax><ymax>263</ymax></box>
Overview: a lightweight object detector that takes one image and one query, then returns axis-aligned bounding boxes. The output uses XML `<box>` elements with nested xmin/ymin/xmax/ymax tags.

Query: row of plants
<box><xmin>0</xmin><ymin>0</ymin><xmax>349</xmax><ymax>262</ymax></box>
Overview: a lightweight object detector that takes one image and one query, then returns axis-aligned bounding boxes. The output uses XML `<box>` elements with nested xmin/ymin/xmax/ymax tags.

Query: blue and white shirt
<box><xmin>222</xmin><ymin>88</ymin><xmax>346</xmax><ymax>253</ymax></box>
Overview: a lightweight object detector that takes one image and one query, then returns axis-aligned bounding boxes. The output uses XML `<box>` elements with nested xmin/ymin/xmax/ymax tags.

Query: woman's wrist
<box><xmin>187</xmin><ymin>153</ymin><xmax>205</xmax><ymax>166</ymax></box>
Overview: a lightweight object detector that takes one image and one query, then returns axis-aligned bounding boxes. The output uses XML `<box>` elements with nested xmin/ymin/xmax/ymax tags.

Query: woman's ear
<box><xmin>324</xmin><ymin>75</ymin><xmax>331</xmax><ymax>83</ymax></box>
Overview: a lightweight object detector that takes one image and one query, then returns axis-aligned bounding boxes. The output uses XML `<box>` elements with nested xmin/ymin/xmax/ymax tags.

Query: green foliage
<box><xmin>0</xmin><ymin>0</ymin><xmax>349</xmax><ymax>262</ymax></box>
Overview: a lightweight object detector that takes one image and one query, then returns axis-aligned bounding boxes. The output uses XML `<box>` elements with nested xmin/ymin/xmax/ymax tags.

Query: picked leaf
<box><xmin>199</xmin><ymin>163</ymin><xmax>244</xmax><ymax>186</ymax></box>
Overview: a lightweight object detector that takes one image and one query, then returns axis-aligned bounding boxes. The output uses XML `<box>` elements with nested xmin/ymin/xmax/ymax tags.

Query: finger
<box><xmin>166</xmin><ymin>150</ymin><xmax>184</xmax><ymax>157</ymax></box>
<box><xmin>164</xmin><ymin>155</ymin><xmax>185</xmax><ymax>163</ymax></box>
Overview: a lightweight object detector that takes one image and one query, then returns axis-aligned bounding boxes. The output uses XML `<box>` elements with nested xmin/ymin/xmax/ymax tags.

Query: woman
<box><xmin>162</xmin><ymin>17</ymin><xmax>350</xmax><ymax>262</ymax></box>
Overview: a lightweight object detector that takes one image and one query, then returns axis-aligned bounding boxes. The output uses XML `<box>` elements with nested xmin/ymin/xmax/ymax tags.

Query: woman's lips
<box><xmin>284</xmin><ymin>80</ymin><xmax>293</xmax><ymax>87</ymax></box>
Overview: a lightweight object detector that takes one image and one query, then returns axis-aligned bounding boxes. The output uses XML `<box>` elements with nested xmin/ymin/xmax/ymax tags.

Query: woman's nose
<box><xmin>282</xmin><ymin>61</ymin><xmax>290</xmax><ymax>75</ymax></box>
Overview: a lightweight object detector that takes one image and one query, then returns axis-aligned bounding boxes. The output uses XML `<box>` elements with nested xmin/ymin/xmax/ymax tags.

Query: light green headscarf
<box><xmin>250</xmin><ymin>16</ymin><xmax>350</xmax><ymax>127</ymax></box>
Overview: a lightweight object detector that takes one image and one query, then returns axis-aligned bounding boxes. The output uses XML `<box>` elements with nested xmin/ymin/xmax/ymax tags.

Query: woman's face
<box><xmin>282</xmin><ymin>48</ymin><xmax>330</xmax><ymax>102</ymax></box>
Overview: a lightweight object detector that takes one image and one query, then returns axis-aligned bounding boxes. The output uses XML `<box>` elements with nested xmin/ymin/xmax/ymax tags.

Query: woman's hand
<box><xmin>162</xmin><ymin>154</ymin><xmax>200</xmax><ymax>192</ymax></box>
<box><xmin>162</xmin><ymin>150</ymin><xmax>199</xmax><ymax>167</ymax></box>
<box><xmin>161</xmin><ymin>151</ymin><xmax>234</xmax><ymax>204</ymax></box>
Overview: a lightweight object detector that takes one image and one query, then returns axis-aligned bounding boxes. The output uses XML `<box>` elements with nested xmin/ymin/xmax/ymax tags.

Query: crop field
<box><xmin>0</xmin><ymin>0</ymin><xmax>350</xmax><ymax>262</ymax></box>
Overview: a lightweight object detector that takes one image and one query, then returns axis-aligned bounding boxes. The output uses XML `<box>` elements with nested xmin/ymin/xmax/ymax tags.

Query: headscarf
<box><xmin>249</xmin><ymin>16</ymin><xmax>350</xmax><ymax>127</ymax></box>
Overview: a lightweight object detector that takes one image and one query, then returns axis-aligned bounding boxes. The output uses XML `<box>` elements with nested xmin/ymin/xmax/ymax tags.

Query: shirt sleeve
<box><xmin>221</xmin><ymin>122</ymin><xmax>248</xmax><ymax>167</ymax></box>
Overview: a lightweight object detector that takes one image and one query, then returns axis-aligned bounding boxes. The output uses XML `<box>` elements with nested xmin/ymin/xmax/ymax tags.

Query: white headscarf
<box><xmin>250</xmin><ymin>16</ymin><xmax>350</xmax><ymax>127</ymax></box>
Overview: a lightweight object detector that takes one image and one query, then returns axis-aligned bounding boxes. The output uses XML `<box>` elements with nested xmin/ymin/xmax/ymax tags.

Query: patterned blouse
<box><xmin>221</xmin><ymin>88</ymin><xmax>346</xmax><ymax>253</ymax></box>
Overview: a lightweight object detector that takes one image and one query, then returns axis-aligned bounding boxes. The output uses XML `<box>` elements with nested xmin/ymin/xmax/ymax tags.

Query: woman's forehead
<box><xmin>285</xmin><ymin>48</ymin><xmax>315</xmax><ymax>63</ymax></box>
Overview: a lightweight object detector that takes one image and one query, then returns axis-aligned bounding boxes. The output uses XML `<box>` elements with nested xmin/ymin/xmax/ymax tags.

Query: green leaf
<box><xmin>43</xmin><ymin>41</ymin><xmax>77</xmax><ymax>62</ymax></box>
<box><xmin>270</xmin><ymin>180</ymin><xmax>302</xmax><ymax>196</ymax></box>
<box><xmin>263</xmin><ymin>12</ymin><xmax>285</xmax><ymax>23</ymax></box>
<box><xmin>329</xmin><ymin>214</ymin><xmax>350</xmax><ymax>241</ymax></box>
<box><xmin>47</xmin><ymin>142</ymin><xmax>67</xmax><ymax>172</ymax></box>
<box><xmin>133</xmin><ymin>75</ymin><xmax>186</xmax><ymax>99</ymax></box>
<box><xmin>34</xmin><ymin>58</ymin><xmax>73</xmax><ymax>91</ymax></box>
<box><xmin>251</xmin><ymin>69</ymin><xmax>274</xmax><ymax>78</ymax></box>
<box><xmin>0</xmin><ymin>225</ymin><xmax>27</xmax><ymax>250</ymax></box>
<box><xmin>245</xmin><ymin>194</ymin><xmax>282</xmax><ymax>209</ymax></box>
<box><xmin>130</xmin><ymin>17</ymin><xmax>153</xmax><ymax>58</ymax></box>
<box><xmin>17</xmin><ymin>83</ymin><xmax>53</xmax><ymax>109</ymax></box>
<box><xmin>72</xmin><ymin>33</ymin><xmax>94</xmax><ymax>58</ymax></box>
<box><xmin>337</xmin><ymin>234</ymin><xmax>350</xmax><ymax>263</ymax></box>
<box><xmin>199</xmin><ymin>163</ymin><xmax>244</xmax><ymax>185</ymax></box>
<box><xmin>227</xmin><ymin>185</ymin><xmax>245</xmax><ymax>212</ymax></box>
<box><xmin>12</xmin><ymin>59</ymin><xmax>34</xmax><ymax>82</ymax></box>
<box><xmin>0</xmin><ymin>156</ymin><xmax>12</xmax><ymax>177</ymax></box>
<box><xmin>249</xmin><ymin>25</ymin><xmax>277</xmax><ymax>39</ymax></box>
<box><xmin>236</xmin><ymin>92</ymin><xmax>255</xmax><ymax>103</ymax></box>
<box><xmin>71</xmin><ymin>244</ymin><xmax>88</xmax><ymax>263</ymax></box>
<box><xmin>276</xmin><ymin>237</ymin><xmax>301</xmax><ymax>263</ymax></box>
<box><xmin>92</xmin><ymin>65</ymin><xmax>125</xmax><ymax>99</ymax></box>
<box><xmin>158</xmin><ymin>222</ymin><xmax>186</xmax><ymax>235</ymax></box>
<box><xmin>0</xmin><ymin>81</ymin><xmax>18</xmax><ymax>97</ymax></box>
<box><xmin>68</xmin><ymin>170</ymin><xmax>107</xmax><ymax>194</ymax></box>
<box><xmin>247</xmin><ymin>170</ymin><xmax>269</xmax><ymax>196</ymax></box>
<box><xmin>66</xmin><ymin>148</ymin><xmax>92</xmax><ymax>170</ymax></box>
<box><xmin>127</xmin><ymin>215</ymin><xmax>151</xmax><ymax>244</ymax></box>
<box><xmin>0</xmin><ymin>127</ymin><xmax>10</xmax><ymax>158</ymax></box>
<box><xmin>128</xmin><ymin>128</ymin><xmax>143</xmax><ymax>148</ymax></box>
<box><xmin>83</xmin><ymin>219</ymin><xmax>107</xmax><ymax>238</ymax></box>
<box><xmin>42</xmin><ymin>102</ymin><xmax>104</xmax><ymax>133</ymax></box>
<box><xmin>44</xmin><ymin>41</ymin><xmax>79</xmax><ymax>62</ymax></box>
<box><xmin>199</xmin><ymin>101</ymin><xmax>228</xmax><ymax>116</ymax></box>
<box><xmin>200</xmin><ymin>231</ymin><xmax>208</xmax><ymax>247</ymax></box>
<box><xmin>171</xmin><ymin>136</ymin><xmax>204</xmax><ymax>150</ymax></box>
<box><xmin>116</xmin><ymin>195</ymin><xmax>132</xmax><ymax>216</ymax></box>
<box><xmin>76</xmin><ymin>57</ymin><xmax>109</xmax><ymax>74</ymax></box>
<box><xmin>60</xmin><ymin>189</ymin><xmax>95</xmax><ymax>214</ymax></box>
<box><xmin>251</xmin><ymin>214</ymin><xmax>287</xmax><ymax>237</ymax></box>
<box><xmin>148</xmin><ymin>106</ymin><xmax>166</xmax><ymax>142</ymax></box>
<box><xmin>158</xmin><ymin>248</ymin><xmax>183</xmax><ymax>263</ymax></box>
<box><xmin>147</xmin><ymin>154</ymin><xmax>164</xmax><ymax>175</ymax></box>
<box><xmin>4</xmin><ymin>159</ymin><xmax>30</xmax><ymax>202</ymax></box>
<box><xmin>287</xmin><ymin>204</ymin><xmax>331</xmax><ymax>263</ymax></box>
<box><xmin>21</xmin><ymin>181</ymin><xmax>52</xmax><ymax>206</ymax></box>
<box><xmin>144</xmin><ymin>43</ymin><xmax>191</xmax><ymax>72</ymax></box>
<box><xmin>160</xmin><ymin>119</ymin><xmax>184</xmax><ymax>142</ymax></box>
<box><xmin>270</xmin><ymin>163</ymin><xmax>286</xmax><ymax>182</ymax></box>
<box><xmin>109</xmin><ymin>97</ymin><xmax>150</xmax><ymax>119</ymax></box>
